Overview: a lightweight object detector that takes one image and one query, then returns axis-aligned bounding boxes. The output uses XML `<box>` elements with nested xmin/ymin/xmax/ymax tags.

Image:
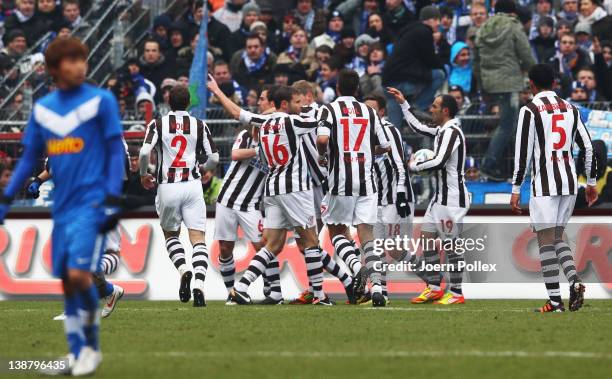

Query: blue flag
<box><xmin>188</xmin><ymin>7</ymin><xmax>208</xmax><ymax>119</ymax></box>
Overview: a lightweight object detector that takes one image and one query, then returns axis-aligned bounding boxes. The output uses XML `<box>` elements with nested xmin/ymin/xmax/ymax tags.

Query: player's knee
<box><xmin>67</xmin><ymin>270</ymin><xmax>92</xmax><ymax>291</ymax></box>
<box><xmin>218</xmin><ymin>241</ymin><xmax>235</xmax><ymax>258</ymax></box>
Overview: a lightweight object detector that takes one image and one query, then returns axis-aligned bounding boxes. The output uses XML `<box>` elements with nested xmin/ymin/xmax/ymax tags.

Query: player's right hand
<box><xmin>206</xmin><ymin>73</ymin><xmax>219</xmax><ymax>94</ymax></box>
<box><xmin>510</xmin><ymin>193</ymin><xmax>522</xmax><ymax>215</ymax></box>
<box><xmin>27</xmin><ymin>177</ymin><xmax>42</xmax><ymax>199</ymax></box>
<box><xmin>141</xmin><ymin>174</ymin><xmax>156</xmax><ymax>190</ymax></box>
<box><xmin>585</xmin><ymin>185</ymin><xmax>598</xmax><ymax>207</ymax></box>
<box><xmin>386</xmin><ymin>87</ymin><xmax>407</xmax><ymax>105</ymax></box>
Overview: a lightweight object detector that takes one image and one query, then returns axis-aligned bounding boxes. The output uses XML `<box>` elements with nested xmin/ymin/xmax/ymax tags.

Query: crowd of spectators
<box><xmin>0</xmin><ymin>0</ymin><xmax>610</xmax><ymax>183</ymax></box>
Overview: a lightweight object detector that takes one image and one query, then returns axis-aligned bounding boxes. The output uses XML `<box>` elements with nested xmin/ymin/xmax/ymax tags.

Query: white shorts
<box><xmin>529</xmin><ymin>195</ymin><xmax>576</xmax><ymax>231</ymax></box>
<box><xmin>321</xmin><ymin>193</ymin><xmax>378</xmax><ymax>226</ymax></box>
<box><xmin>155</xmin><ymin>180</ymin><xmax>207</xmax><ymax>232</ymax></box>
<box><xmin>105</xmin><ymin>225</ymin><xmax>121</xmax><ymax>252</ymax></box>
<box><xmin>313</xmin><ymin>185</ymin><xmax>324</xmax><ymax>219</ymax></box>
<box><xmin>214</xmin><ymin>203</ymin><xmax>263</xmax><ymax>242</ymax></box>
<box><xmin>373</xmin><ymin>203</ymin><xmax>414</xmax><ymax>240</ymax></box>
<box><xmin>263</xmin><ymin>190</ymin><xmax>316</xmax><ymax>230</ymax></box>
<box><xmin>421</xmin><ymin>201</ymin><xmax>468</xmax><ymax>239</ymax></box>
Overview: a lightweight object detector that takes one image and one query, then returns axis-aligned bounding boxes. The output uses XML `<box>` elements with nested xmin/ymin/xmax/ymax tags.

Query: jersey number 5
<box><xmin>552</xmin><ymin>114</ymin><xmax>567</xmax><ymax>150</ymax></box>
<box><xmin>261</xmin><ymin>135</ymin><xmax>289</xmax><ymax>166</ymax></box>
<box><xmin>171</xmin><ymin>135</ymin><xmax>188</xmax><ymax>167</ymax></box>
<box><xmin>340</xmin><ymin>118</ymin><xmax>368</xmax><ymax>151</ymax></box>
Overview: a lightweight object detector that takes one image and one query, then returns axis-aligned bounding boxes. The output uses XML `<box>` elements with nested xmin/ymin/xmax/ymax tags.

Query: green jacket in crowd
<box><xmin>473</xmin><ymin>13</ymin><xmax>535</xmax><ymax>94</ymax></box>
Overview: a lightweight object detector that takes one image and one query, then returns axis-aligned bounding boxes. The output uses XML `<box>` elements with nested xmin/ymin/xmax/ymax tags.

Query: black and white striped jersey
<box><xmin>318</xmin><ymin>96</ymin><xmax>391</xmax><ymax>196</ymax></box>
<box><xmin>300</xmin><ymin>103</ymin><xmax>327</xmax><ymax>187</ymax></box>
<box><xmin>374</xmin><ymin>118</ymin><xmax>414</xmax><ymax>206</ymax></box>
<box><xmin>401</xmin><ymin>102</ymin><xmax>469</xmax><ymax>208</ymax></box>
<box><xmin>217</xmin><ymin>129</ymin><xmax>268</xmax><ymax>211</ymax></box>
<box><xmin>512</xmin><ymin>91</ymin><xmax>596</xmax><ymax>197</ymax></box>
<box><xmin>239</xmin><ymin>109</ymin><xmax>318</xmax><ymax>196</ymax></box>
<box><xmin>142</xmin><ymin>110</ymin><xmax>217</xmax><ymax>184</ymax></box>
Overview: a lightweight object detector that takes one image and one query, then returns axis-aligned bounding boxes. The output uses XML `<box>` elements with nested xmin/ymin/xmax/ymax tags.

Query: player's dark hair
<box><xmin>528</xmin><ymin>64</ymin><xmax>555</xmax><ymax>90</ymax></box>
<box><xmin>261</xmin><ymin>84</ymin><xmax>279</xmax><ymax>102</ymax></box>
<box><xmin>364</xmin><ymin>93</ymin><xmax>386</xmax><ymax>111</ymax></box>
<box><xmin>272</xmin><ymin>86</ymin><xmax>296</xmax><ymax>109</ymax></box>
<box><xmin>169</xmin><ymin>85</ymin><xmax>191</xmax><ymax>111</ymax></box>
<box><xmin>336</xmin><ymin>68</ymin><xmax>359</xmax><ymax>96</ymax></box>
<box><xmin>438</xmin><ymin>94</ymin><xmax>458</xmax><ymax>118</ymax></box>
<box><xmin>44</xmin><ymin>36</ymin><xmax>89</xmax><ymax>72</ymax></box>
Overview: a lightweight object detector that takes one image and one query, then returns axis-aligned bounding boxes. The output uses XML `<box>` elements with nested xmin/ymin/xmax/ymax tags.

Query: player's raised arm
<box><xmin>410</xmin><ymin>128</ymin><xmax>459</xmax><ymax>173</ymax></box>
<box><xmin>573</xmin><ymin>106</ymin><xmax>598</xmax><ymax>206</ymax></box>
<box><xmin>387</xmin><ymin>87</ymin><xmax>438</xmax><ymax>138</ymax></box>
<box><xmin>0</xmin><ymin>114</ymin><xmax>46</xmax><ymax>222</ymax></box>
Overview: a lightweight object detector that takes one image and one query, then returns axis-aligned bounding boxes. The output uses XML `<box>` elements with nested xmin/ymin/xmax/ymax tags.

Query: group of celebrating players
<box><xmin>0</xmin><ymin>36</ymin><xmax>599</xmax><ymax>375</ymax></box>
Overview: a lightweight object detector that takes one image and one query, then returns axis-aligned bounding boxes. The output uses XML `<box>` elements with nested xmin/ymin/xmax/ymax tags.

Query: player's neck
<box><xmin>55</xmin><ymin>81</ymin><xmax>83</xmax><ymax>93</ymax></box>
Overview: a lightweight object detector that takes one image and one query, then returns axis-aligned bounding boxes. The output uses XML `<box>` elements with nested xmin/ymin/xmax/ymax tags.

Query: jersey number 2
<box><xmin>340</xmin><ymin>118</ymin><xmax>368</xmax><ymax>151</ymax></box>
<box><xmin>552</xmin><ymin>114</ymin><xmax>567</xmax><ymax>150</ymax></box>
<box><xmin>171</xmin><ymin>135</ymin><xmax>187</xmax><ymax>167</ymax></box>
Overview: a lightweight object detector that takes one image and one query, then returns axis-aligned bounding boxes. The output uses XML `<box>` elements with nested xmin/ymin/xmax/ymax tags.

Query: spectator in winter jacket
<box><xmin>382</xmin><ymin>5</ymin><xmax>445</xmax><ymax>127</ymax></box>
<box><xmin>365</xmin><ymin>11</ymin><xmax>394</xmax><ymax>50</ymax></box>
<box><xmin>319</xmin><ymin>58</ymin><xmax>340</xmax><ymax>104</ymax></box>
<box><xmin>293</xmin><ymin>0</ymin><xmax>326</xmax><ymax>38</ymax></box>
<box><xmin>578</xmin><ymin>0</ymin><xmax>607</xmax><ymax>25</ymax></box>
<box><xmin>448</xmin><ymin>41</ymin><xmax>473</xmax><ymax>94</ymax></box>
<box><xmin>557</xmin><ymin>0</ymin><xmax>580</xmax><ymax>23</ymax></box>
<box><xmin>139</xmin><ymin>39</ymin><xmax>176</xmax><ymax>102</ymax></box>
<box><xmin>151</xmin><ymin>14</ymin><xmax>172</xmax><ymax>53</ymax></box>
<box><xmin>549</xmin><ymin>33</ymin><xmax>592</xmax><ymax>95</ymax></box>
<box><xmin>473</xmin><ymin>0</ymin><xmax>535</xmax><ymax>181</ymax></box>
<box><xmin>592</xmin><ymin>38</ymin><xmax>611</xmax><ymax>100</ymax></box>
<box><xmin>383</xmin><ymin>0</ymin><xmax>415</xmax><ymax>35</ymax></box>
<box><xmin>531</xmin><ymin>16</ymin><xmax>556</xmax><ymax>63</ymax></box>
<box><xmin>213</xmin><ymin>0</ymin><xmax>248</xmax><ymax>33</ymax></box>
<box><xmin>276</xmin><ymin>27</ymin><xmax>317</xmax><ymax>79</ymax></box>
<box><xmin>359</xmin><ymin>42</ymin><xmax>386</xmax><ymax>95</ymax></box>
<box><xmin>230</xmin><ymin>34</ymin><xmax>277</xmax><ymax>90</ymax></box>
<box><xmin>229</xmin><ymin>2</ymin><xmax>260</xmax><ymax>54</ymax></box>
<box><xmin>4</xmin><ymin>0</ymin><xmax>46</xmax><ymax>46</ymax></box>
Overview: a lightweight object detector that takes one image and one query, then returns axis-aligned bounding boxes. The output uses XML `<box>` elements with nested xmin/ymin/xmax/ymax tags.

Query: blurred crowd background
<box><xmin>0</xmin><ymin>0</ymin><xmax>610</xmax><ymax>207</ymax></box>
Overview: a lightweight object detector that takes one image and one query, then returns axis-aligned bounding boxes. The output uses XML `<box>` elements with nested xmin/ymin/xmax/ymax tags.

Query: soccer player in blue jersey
<box><xmin>0</xmin><ymin>37</ymin><xmax>125</xmax><ymax>376</ymax></box>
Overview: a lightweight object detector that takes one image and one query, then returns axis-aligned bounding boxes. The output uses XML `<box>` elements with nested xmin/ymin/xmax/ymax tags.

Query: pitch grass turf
<box><xmin>0</xmin><ymin>300</ymin><xmax>611</xmax><ymax>379</ymax></box>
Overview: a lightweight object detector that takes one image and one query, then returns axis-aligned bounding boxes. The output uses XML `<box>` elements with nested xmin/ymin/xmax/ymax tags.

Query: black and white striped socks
<box><xmin>447</xmin><ymin>251</ymin><xmax>464</xmax><ymax>296</ymax></box>
<box><xmin>363</xmin><ymin>241</ymin><xmax>382</xmax><ymax>294</ymax></box>
<box><xmin>319</xmin><ymin>249</ymin><xmax>352</xmax><ymax>287</ymax></box>
<box><xmin>101</xmin><ymin>253</ymin><xmax>119</xmax><ymax>275</ymax></box>
<box><xmin>165</xmin><ymin>237</ymin><xmax>187</xmax><ymax>274</ymax></box>
<box><xmin>540</xmin><ymin>245</ymin><xmax>562</xmax><ymax>304</ymax></box>
<box><xmin>332</xmin><ymin>235</ymin><xmax>362</xmax><ymax>276</ymax></box>
<box><xmin>264</xmin><ymin>259</ymin><xmax>282</xmax><ymax>300</ymax></box>
<box><xmin>305</xmin><ymin>247</ymin><xmax>325</xmax><ymax>299</ymax></box>
<box><xmin>219</xmin><ymin>255</ymin><xmax>235</xmax><ymax>292</ymax></box>
<box><xmin>554</xmin><ymin>240</ymin><xmax>578</xmax><ymax>283</ymax></box>
<box><xmin>192</xmin><ymin>243</ymin><xmax>209</xmax><ymax>290</ymax></box>
<box><xmin>423</xmin><ymin>250</ymin><xmax>442</xmax><ymax>291</ymax></box>
<box><xmin>235</xmin><ymin>248</ymin><xmax>275</xmax><ymax>293</ymax></box>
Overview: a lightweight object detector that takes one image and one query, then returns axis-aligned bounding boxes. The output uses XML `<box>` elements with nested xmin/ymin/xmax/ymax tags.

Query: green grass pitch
<box><xmin>0</xmin><ymin>299</ymin><xmax>611</xmax><ymax>378</ymax></box>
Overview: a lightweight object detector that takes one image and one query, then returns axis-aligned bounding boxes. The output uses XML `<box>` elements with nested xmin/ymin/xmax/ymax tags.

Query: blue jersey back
<box><xmin>22</xmin><ymin>84</ymin><xmax>123</xmax><ymax>223</ymax></box>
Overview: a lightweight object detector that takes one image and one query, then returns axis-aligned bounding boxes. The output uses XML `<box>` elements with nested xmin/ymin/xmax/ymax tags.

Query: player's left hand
<box><xmin>585</xmin><ymin>185</ymin><xmax>598</xmax><ymax>207</ymax></box>
<box><xmin>141</xmin><ymin>174</ymin><xmax>156</xmax><ymax>189</ymax></box>
<box><xmin>26</xmin><ymin>177</ymin><xmax>42</xmax><ymax>199</ymax></box>
<box><xmin>396</xmin><ymin>191</ymin><xmax>410</xmax><ymax>218</ymax></box>
<box><xmin>510</xmin><ymin>193</ymin><xmax>522</xmax><ymax>215</ymax></box>
<box><xmin>407</xmin><ymin>155</ymin><xmax>418</xmax><ymax>172</ymax></box>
